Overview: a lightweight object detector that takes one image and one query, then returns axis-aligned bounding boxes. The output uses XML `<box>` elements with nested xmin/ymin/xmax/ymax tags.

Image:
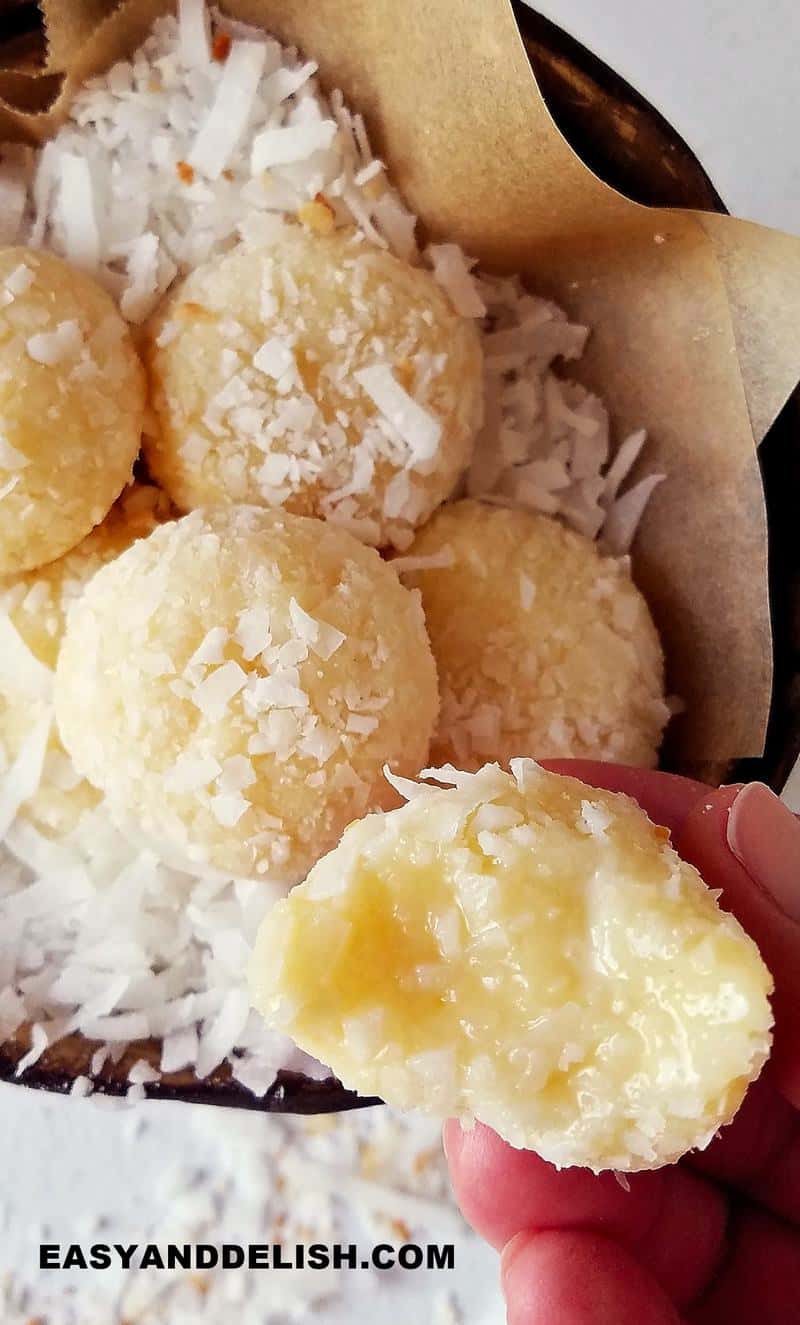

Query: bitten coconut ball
<box><xmin>54</xmin><ymin>506</ymin><xmax>439</xmax><ymax>881</ymax></box>
<box><xmin>250</xmin><ymin>761</ymin><xmax>773</xmax><ymax>1171</ymax></box>
<box><xmin>0</xmin><ymin>485</ymin><xmax>170</xmax><ymax>840</ymax></box>
<box><xmin>143</xmin><ymin>226</ymin><xmax>483</xmax><ymax>549</ymax></box>
<box><xmin>399</xmin><ymin>500</ymin><xmax>669</xmax><ymax>769</ymax></box>
<box><xmin>0</xmin><ymin>247</ymin><xmax>146</xmax><ymax>575</ymax></box>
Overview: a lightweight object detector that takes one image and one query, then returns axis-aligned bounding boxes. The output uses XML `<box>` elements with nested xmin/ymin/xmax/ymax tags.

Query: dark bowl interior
<box><xmin>0</xmin><ymin>1</ymin><xmax>797</xmax><ymax>1110</ymax></box>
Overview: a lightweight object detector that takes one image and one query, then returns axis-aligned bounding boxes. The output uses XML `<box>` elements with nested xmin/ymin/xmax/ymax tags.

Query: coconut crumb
<box><xmin>355</xmin><ymin>364</ymin><xmax>442</xmax><ymax>466</ymax></box>
<box><xmin>26</xmin><ymin>320</ymin><xmax>83</xmax><ymax>366</ymax></box>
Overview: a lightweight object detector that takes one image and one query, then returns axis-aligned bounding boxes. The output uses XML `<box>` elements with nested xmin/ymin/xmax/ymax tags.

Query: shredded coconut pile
<box><xmin>0</xmin><ymin>0</ymin><xmax>664</xmax><ymax>1092</ymax></box>
<box><xmin>24</xmin><ymin>1</ymin><xmax>420</xmax><ymax>324</ymax></box>
<box><xmin>0</xmin><ymin>798</ymin><xmax>326</xmax><ymax>1094</ymax></box>
<box><xmin>7</xmin><ymin>0</ymin><xmax>660</xmax><ymax>552</ymax></box>
<box><xmin>468</xmin><ymin>274</ymin><xmax>664</xmax><ymax>553</ymax></box>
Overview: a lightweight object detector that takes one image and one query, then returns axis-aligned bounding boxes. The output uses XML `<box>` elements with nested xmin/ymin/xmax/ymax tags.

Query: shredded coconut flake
<box><xmin>178</xmin><ymin>0</ymin><xmax>211</xmax><ymax>66</ymax></box>
<box><xmin>26</xmin><ymin>319</ymin><xmax>83</xmax><ymax>366</ymax></box>
<box><xmin>0</xmin><ymin>436</ymin><xmax>29</xmax><ymax>471</ymax></box>
<box><xmin>253</xmin><ymin>336</ymin><xmax>297</xmax><ymax>381</ymax></box>
<box><xmin>427</xmin><ymin>244</ymin><xmax>486</xmax><ymax>317</ymax></box>
<box><xmin>4</xmin><ymin>262</ymin><xmax>34</xmax><ymax>297</ymax></box>
<box><xmin>251</xmin><ymin>120</ymin><xmax>338</xmax><ymax>171</ymax></box>
<box><xmin>601</xmin><ymin>473</ymin><xmax>666</xmax><ymax>555</ymax></box>
<box><xmin>190</xmin><ymin>659</ymin><xmax>248</xmax><ymax>719</ymax></box>
<box><xmin>354</xmin><ymin>364</ymin><xmax>442</xmax><ymax>466</ymax></box>
<box><xmin>392</xmin><ymin>548</ymin><xmax>455</xmax><ymax>575</ymax></box>
<box><xmin>0</xmin><ymin>717</ymin><xmax>51</xmax><ymax>840</ymax></box>
<box><xmin>56</xmin><ymin>153</ymin><xmax>101</xmax><ymax>271</ymax></box>
<box><xmin>189</xmin><ymin>39</ymin><xmax>268</xmax><ymax>179</ymax></box>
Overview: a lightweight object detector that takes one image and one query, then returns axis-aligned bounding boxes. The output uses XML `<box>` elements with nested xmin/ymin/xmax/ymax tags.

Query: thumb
<box><xmin>676</xmin><ymin>783</ymin><xmax>800</xmax><ymax>1109</ymax></box>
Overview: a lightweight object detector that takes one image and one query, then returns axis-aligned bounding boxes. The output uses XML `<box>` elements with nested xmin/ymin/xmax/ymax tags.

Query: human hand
<box><xmin>444</xmin><ymin>763</ymin><xmax>800</xmax><ymax>1324</ymax></box>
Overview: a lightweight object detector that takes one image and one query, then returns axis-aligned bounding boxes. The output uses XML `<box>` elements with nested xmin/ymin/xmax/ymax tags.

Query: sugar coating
<box><xmin>401</xmin><ymin>501</ymin><xmax>669</xmax><ymax>769</ymax></box>
<box><xmin>249</xmin><ymin>761</ymin><xmax>773</xmax><ymax>1171</ymax></box>
<box><xmin>0</xmin><ymin>484</ymin><xmax>170</xmax><ymax>838</ymax></box>
<box><xmin>143</xmin><ymin>227</ymin><xmax>483</xmax><ymax>549</ymax></box>
<box><xmin>54</xmin><ymin>506</ymin><xmax>439</xmax><ymax>881</ymax></box>
<box><xmin>0</xmin><ymin>247</ymin><xmax>146</xmax><ymax>574</ymax></box>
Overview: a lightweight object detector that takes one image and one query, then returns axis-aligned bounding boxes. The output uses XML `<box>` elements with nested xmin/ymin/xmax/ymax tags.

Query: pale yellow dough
<box><xmin>0</xmin><ymin>485</ymin><xmax>170</xmax><ymax>839</ymax></box>
<box><xmin>143</xmin><ymin>227</ymin><xmax>483</xmax><ymax>548</ymax></box>
<box><xmin>400</xmin><ymin>500</ymin><xmax>669</xmax><ymax>768</ymax></box>
<box><xmin>0</xmin><ymin>247</ymin><xmax>146</xmax><ymax>574</ymax></box>
<box><xmin>249</xmin><ymin>761</ymin><xmax>773</xmax><ymax>1171</ymax></box>
<box><xmin>54</xmin><ymin>506</ymin><xmax>439</xmax><ymax>881</ymax></box>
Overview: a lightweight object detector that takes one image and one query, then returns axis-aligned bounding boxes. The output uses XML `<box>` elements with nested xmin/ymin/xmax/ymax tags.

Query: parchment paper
<box><xmin>0</xmin><ymin>0</ymin><xmax>797</xmax><ymax>763</ymax></box>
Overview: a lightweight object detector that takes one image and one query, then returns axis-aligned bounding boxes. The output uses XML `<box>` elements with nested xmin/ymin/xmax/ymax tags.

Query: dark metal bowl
<box><xmin>1</xmin><ymin>1</ymin><xmax>797</xmax><ymax>1110</ymax></box>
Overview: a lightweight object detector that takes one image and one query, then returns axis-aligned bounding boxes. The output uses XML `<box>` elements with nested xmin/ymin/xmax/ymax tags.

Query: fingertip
<box><xmin>500</xmin><ymin>1230</ymin><xmax>682</xmax><ymax>1325</ymax></box>
<box><xmin>677</xmin><ymin>782</ymin><xmax>800</xmax><ymax>1109</ymax></box>
<box><xmin>442</xmin><ymin>1121</ymin><xmax>512</xmax><ymax>1248</ymax></box>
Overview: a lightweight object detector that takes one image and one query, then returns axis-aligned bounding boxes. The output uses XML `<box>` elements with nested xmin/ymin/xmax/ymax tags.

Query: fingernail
<box><xmin>441</xmin><ymin>1118</ymin><xmax>461</xmax><ymax>1166</ymax></box>
<box><xmin>727</xmin><ymin>782</ymin><xmax>800</xmax><ymax>922</ymax></box>
<box><xmin>500</xmin><ymin>1231</ymin><xmax>528</xmax><ymax>1287</ymax></box>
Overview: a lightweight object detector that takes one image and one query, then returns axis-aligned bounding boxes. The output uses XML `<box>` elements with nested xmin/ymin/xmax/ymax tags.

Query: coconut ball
<box><xmin>0</xmin><ymin>247</ymin><xmax>146</xmax><ymax>575</ymax></box>
<box><xmin>0</xmin><ymin>484</ymin><xmax>170</xmax><ymax>840</ymax></box>
<box><xmin>143</xmin><ymin>226</ymin><xmax>483</xmax><ymax>549</ymax></box>
<box><xmin>54</xmin><ymin>506</ymin><xmax>439</xmax><ymax>881</ymax></box>
<box><xmin>399</xmin><ymin>500</ymin><xmax>669</xmax><ymax>769</ymax></box>
<box><xmin>250</xmin><ymin>761</ymin><xmax>773</xmax><ymax>1171</ymax></box>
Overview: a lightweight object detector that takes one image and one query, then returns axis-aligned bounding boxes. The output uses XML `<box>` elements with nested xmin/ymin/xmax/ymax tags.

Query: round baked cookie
<box><xmin>54</xmin><ymin>506</ymin><xmax>439</xmax><ymax>881</ymax></box>
<box><xmin>143</xmin><ymin>226</ymin><xmax>484</xmax><ymax>549</ymax></box>
<box><xmin>0</xmin><ymin>247</ymin><xmax>146</xmax><ymax>575</ymax></box>
<box><xmin>0</xmin><ymin>484</ymin><xmax>170</xmax><ymax>839</ymax></box>
<box><xmin>399</xmin><ymin>500</ymin><xmax>669</xmax><ymax>768</ymax></box>
<box><xmin>250</xmin><ymin>761</ymin><xmax>773</xmax><ymax>1171</ymax></box>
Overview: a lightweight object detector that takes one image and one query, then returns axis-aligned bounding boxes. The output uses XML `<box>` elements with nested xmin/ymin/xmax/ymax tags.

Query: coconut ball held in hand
<box><xmin>143</xmin><ymin>225</ymin><xmax>484</xmax><ymax>548</ymax></box>
<box><xmin>53</xmin><ymin>506</ymin><xmax>438</xmax><ymax>881</ymax></box>
<box><xmin>249</xmin><ymin>761</ymin><xmax>773</xmax><ymax>1173</ymax></box>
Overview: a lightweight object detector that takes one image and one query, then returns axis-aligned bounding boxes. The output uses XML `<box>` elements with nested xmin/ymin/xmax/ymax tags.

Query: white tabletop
<box><xmin>528</xmin><ymin>0</ymin><xmax>800</xmax><ymax>236</ymax></box>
